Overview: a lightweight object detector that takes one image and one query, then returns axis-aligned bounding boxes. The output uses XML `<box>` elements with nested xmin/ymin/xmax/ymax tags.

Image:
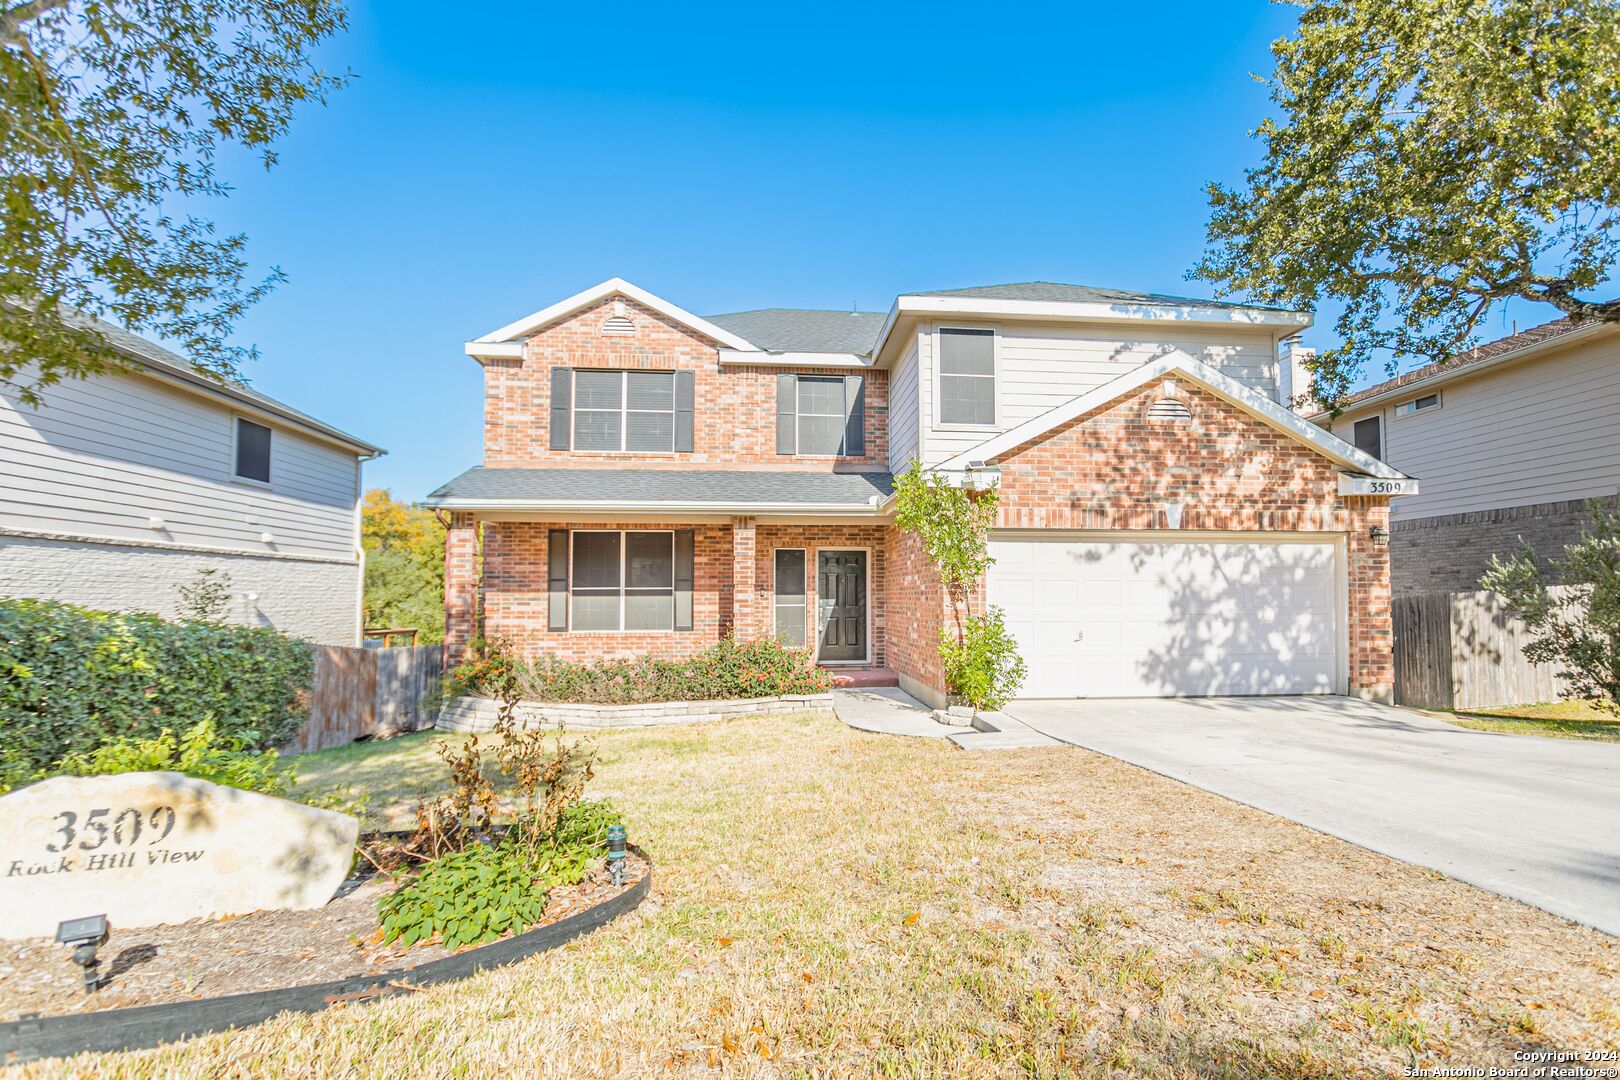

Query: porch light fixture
<box><xmin>962</xmin><ymin>465</ymin><xmax>1001</xmax><ymax>492</ymax></box>
<box><xmin>606</xmin><ymin>823</ymin><xmax>627</xmax><ymax>886</ymax></box>
<box><xmin>1369</xmin><ymin>524</ymin><xmax>1389</xmax><ymax>545</ymax></box>
<box><xmin>56</xmin><ymin>914</ymin><xmax>109</xmax><ymax>994</ymax></box>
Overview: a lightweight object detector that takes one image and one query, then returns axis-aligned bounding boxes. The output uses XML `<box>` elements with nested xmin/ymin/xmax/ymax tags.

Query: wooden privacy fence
<box><xmin>285</xmin><ymin>644</ymin><xmax>444</xmax><ymax>754</ymax></box>
<box><xmin>1393</xmin><ymin>588</ymin><xmax>1569</xmax><ymax>711</ymax></box>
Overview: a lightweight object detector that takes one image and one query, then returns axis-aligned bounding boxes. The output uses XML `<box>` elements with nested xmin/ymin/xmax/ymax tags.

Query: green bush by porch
<box><xmin>452</xmin><ymin>637</ymin><xmax>832</xmax><ymax>705</ymax></box>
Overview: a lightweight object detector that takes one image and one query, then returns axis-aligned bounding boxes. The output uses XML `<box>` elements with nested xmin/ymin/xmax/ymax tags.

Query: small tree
<box><xmin>1480</xmin><ymin>498</ymin><xmax>1620</xmax><ymax>712</ymax></box>
<box><xmin>891</xmin><ymin>462</ymin><xmax>1026</xmax><ymax>707</ymax></box>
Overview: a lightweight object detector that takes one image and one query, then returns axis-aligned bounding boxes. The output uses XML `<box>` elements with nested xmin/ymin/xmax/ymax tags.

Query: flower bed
<box><xmin>439</xmin><ymin>691</ymin><xmax>834</xmax><ymax>732</ymax></box>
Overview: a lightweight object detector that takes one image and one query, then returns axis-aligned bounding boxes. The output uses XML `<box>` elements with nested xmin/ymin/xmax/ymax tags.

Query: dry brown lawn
<box><xmin>20</xmin><ymin>711</ymin><xmax>1619</xmax><ymax>1078</ymax></box>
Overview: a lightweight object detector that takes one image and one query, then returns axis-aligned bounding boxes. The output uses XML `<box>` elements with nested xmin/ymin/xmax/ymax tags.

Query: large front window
<box><xmin>570</xmin><ymin>530</ymin><xmax>675</xmax><ymax>631</ymax></box>
<box><xmin>573</xmin><ymin>370</ymin><xmax>677</xmax><ymax>452</ymax></box>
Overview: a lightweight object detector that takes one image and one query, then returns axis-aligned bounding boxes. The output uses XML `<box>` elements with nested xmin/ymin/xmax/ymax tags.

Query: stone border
<box><xmin>438</xmin><ymin>693</ymin><xmax>834</xmax><ymax>732</ymax></box>
<box><xmin>0</xmin><ymin>847</ymin><xmax>651</xmax><ymax>1065</ymax></box>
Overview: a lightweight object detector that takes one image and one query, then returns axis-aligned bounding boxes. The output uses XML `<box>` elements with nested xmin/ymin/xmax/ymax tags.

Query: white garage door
<box><xmin>987</xmin><ymin>535</ymin><xmax>1342</xmax><ymax>698</ymax></box>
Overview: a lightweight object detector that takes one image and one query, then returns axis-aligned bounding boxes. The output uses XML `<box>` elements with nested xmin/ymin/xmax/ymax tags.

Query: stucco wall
<box><xmin>0</xmin><ymin>534</ymin><xmax>360</xmax><ymax>645</ymax></box>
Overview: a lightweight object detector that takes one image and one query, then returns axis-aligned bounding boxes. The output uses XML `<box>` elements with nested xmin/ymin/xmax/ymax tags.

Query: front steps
<box><xmin>822</xmin><ymin>666</ymin><xmax>900</xmax><ymax>689</ymax></box>
<box><xmin>934</xmin><ymin>707</ymin><xmax>1063</xmax><ymax>750</ymax></box>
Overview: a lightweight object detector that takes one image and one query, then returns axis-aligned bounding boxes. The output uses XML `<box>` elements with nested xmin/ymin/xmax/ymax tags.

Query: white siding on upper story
<box><xmin>1328</xmin><ymin>331</ymin><xmax>1620</xmax><ymax>520</ymax></box>
<box><xmin>1</xmin><ymin>367</ymin><xmax>363</xmax><ymax>560</ymax></box>
<box><xmin>887</xmin><ymin>333</ymin><xmax>921</xmax><ymax>474</ymax></box>
<box><xmin>914</xmin><ymin>320</ymin><xmax>1281</xmax><ymax>468</ymax></box>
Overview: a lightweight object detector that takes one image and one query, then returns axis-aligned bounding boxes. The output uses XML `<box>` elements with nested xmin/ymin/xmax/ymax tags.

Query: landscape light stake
<box><xmin>606</xmin><ymin>823</ymin><xmax>627</xmax><ymax>886</ymax></box>
<box><xmin>56</xmin><ymin>915</ymin><xmax>110</xmax><ymax>994</ymax></box>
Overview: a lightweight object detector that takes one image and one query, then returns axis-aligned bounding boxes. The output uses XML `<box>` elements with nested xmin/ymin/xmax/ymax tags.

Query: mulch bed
<box><xmin>0</xmin><ymin>849</ymin><xmax>648</xmax><ymax>1021</ymax></box>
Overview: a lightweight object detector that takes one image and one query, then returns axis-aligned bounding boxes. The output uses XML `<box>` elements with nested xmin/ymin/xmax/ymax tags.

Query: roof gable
<box><xmin>939</xmin><ymin>351</ymin><xmax>1407</xmax><ymax>478</ymax></box>
<box><xmin>466</xmin><ymin>278</ymin><xmax>760</xmax><ymax>357</ymax></box>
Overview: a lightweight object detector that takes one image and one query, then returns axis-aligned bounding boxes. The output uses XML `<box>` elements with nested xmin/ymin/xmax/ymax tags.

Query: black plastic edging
<box><xmin>0</xmin><ymin>848</ymin><xmax>650</xmax><ymax>1066</ymax></box>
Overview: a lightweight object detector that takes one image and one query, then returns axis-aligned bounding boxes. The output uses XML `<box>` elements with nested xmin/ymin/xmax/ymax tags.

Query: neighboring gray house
<box><xmin>1314</xmin><ymin>318</ymin><xmax>1620</xmax><ymax>596</ymax></box>
<box><xmin>0</xmin><ymin>321</ymin><xmax>383</xmax><ymax>644</ymax></box>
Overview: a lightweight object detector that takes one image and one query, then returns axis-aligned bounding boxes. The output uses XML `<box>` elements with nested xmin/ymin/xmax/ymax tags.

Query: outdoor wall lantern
<box><xmin>1369</xmin><ymin>524</ymin><xmax>1389</xmax><ymax>545</ymax></box>
<box><xmin>606</xmin><ymin>823</ymin><xmax>627</xmax><ymax>886</ymax></box>
<box><xmin>56</xmin><ymin>914</ymin><xmax>109</xmax><ymax>994</ymax></box>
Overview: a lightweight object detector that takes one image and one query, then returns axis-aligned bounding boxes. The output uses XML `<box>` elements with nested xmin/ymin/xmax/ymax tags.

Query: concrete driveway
<box><xmin>1004</xmin><ymin>696</ymin><xmax>1620</xmax><ymax>936</ymax></box>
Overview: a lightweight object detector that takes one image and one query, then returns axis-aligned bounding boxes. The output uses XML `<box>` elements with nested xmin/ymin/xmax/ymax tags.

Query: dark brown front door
<box><xmin>816</xmin><ymin>550</ymin><xmax>867</xmax><ymax>662</ymax></box>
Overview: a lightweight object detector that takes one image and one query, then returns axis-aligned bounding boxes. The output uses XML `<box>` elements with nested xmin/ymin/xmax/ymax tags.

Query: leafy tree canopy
<box><xmin>0</xmin><ymin>0</ymin><xmax>349</xmax><ymax>404</ymax></box>
<box><xmin>1196</xmin><ymin>0</ymin><xmax>1620</xmax><ymax>407</ymax></box>
<box><xmin>361</xmin><ymin>489</ymin><xmax>445</xmax><ymax>643</ymax></box>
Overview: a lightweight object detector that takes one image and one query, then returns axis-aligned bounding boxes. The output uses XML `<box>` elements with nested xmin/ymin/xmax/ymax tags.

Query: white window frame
<box><xmin>771</xmin><ymin>547</ymin><xmax>809</xmax><ymax>647</ymax></box>
<box><xmin>231</xmin><ymin>415</ymin><xmax>273</xmax><ymax>487</ymax></box>
<box><xmin>794</xmin><ymin>375</ymin><xmax>849</xmax><ymax>458</ymax></box>
<box><xmin>1393</xmin><ymin>391</ymin><xmax>1442</xmax><ymax>419</ymax></box>
<box><xmin>571</xmin><ymin>370</ymin><xmax>677</xmax><ymax>454</ymax></box>
<box><xmin>934</xmin><ymin>325</ymin><xmax>999</xmax><ymax>430</ymax></box>
<box><xmin>569</xmin><ymin>529</ymin><xmax>676</xmax><ymax>633</ymax></box>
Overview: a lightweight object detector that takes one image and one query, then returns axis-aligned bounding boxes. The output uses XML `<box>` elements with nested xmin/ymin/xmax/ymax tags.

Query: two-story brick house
<box><xmin>426</xmin><ymin>278</ymin><xmax>1413</xmax><ymax>706</ymax></box>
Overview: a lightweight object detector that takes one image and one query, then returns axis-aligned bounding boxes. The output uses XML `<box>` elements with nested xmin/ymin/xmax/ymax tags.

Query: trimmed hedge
<box><xmin>0</xmin><ymin>597</ymin><xmax>315</xmax><ymax>774</ymax></box>
<box><xmin>453</xmin><ymin>637</ymin><xmax>834</xmax><ymax>705</ymax></box>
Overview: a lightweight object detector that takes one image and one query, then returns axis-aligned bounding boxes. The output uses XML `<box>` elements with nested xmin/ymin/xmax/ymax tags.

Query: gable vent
<box><xmin>1147</xmin><ymin>397</ymin><xmax>1192</xmax><ymax>422</ymax></box>
<box><xmin>600</xmin><ymin>314</ymin><xmax>637</xmax><ymax>336</ymax></box>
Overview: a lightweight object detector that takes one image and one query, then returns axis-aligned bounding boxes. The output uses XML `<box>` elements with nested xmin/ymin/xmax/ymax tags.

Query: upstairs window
<box><xmin>1394</xmin><ymin>392</ymin><xmax>1441</xmax><ymax>418</ymax></box>
<box><xmin>1352</xmin><ymin>416</ymin><xmax>1382</xmax><ymax>459</ymax></box>
<box><xmin>234</xmin><ymin>418</ymin><xmax>272</xmax><ymax>483</ymax></box>
<box><xmin>938</xmin><ymin>327</ymin><xmax>995</xmax><ymax>425</ymax></box>
<box><xmin>572</xmin><ymin>370</ymin><xmax>678</xmax><ymax>452</ymax></box>
<box><xmin>775</xmin><ymin>375</ymin><xmax>865</xmax><ymax>456</ymax></box>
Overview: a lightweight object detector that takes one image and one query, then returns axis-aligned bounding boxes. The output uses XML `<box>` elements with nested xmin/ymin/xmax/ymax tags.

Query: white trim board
<box><xmin>937</xmin><ymin>351</ymin><xmax>1412</xmax><ymax>480</ymax></box>
<box><xmin>467</xmin><ymin>278</ymin><xmax>761</xmax><ymax>355</ymax></box>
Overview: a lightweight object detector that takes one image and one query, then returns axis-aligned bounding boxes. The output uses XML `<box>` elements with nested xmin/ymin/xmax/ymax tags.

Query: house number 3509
<box><xmin>45</xmin><ymin>806</ymin><xmax>177</xmax><ymax>853</ymax></box>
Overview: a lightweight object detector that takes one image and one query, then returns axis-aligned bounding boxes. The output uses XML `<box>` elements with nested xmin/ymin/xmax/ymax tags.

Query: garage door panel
<box><xmin>988</xmin><ymin>535</ymin><xmax>1342</xmax><ymax>699</ymax></box>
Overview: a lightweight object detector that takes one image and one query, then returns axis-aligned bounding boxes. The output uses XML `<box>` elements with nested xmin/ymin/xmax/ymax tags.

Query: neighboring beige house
<box><xmin>0</xmin><ymin>320</ymin><xmax>384</xmax><ymax>644</ymax></box>
<box><xmin>1314</xmin><ymin>319</ymin><xmax>1620</xmax><ymax>596</ymax></box>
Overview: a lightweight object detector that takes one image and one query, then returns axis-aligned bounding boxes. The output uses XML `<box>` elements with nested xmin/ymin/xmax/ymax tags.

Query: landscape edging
<box><xmin>438</xmin><ymin>692</ymin><xmax>835</xmax><ymax>732</ymax></box>
<box><xmin>0</xmin><ymin>847</ymin><xmax>651</xmax><ymax>1066</ymax></box>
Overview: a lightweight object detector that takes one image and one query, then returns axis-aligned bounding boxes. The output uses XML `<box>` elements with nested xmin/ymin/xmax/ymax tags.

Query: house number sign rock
<box><xmin>0</xmin><ymin>771</ymin><xmax>358</xmax><ymax>939</ymax></box>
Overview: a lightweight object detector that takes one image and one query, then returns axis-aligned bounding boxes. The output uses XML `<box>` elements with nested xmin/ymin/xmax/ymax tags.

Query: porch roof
<box><xmin>424</xmin><ymin>467</ymin><xmax>895</xmax><ymax>513</ymax></box>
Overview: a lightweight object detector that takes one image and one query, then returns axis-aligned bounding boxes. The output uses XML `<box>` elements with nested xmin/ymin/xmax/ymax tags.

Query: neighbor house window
<box><xmin>938</xmin><ymin>327</ymin><xmax>995</xmax><ymax>425</ymax></box>
<box><xmin>774</xmin><ymin>548</ymin><xmax>807</xmax><ymax>647</ymax></box>
<box><xmin>570</xmin><ymin>530</ymin><xmax>675</xmax><ymax>631</ymax></box>
<box><xmin>1394</xmin><ymin>392</ymin><xmax>1441</xmax><ymax>418</ymax></box>
<box><xmin>234</xmin><ymin>418</ymin><xmax>271</xmax><ymax>483</ymax></box>
<box><xmin>1352</xmin><ymin>416</ymin><xmax>1382</xmax><ymax>459</ymax></box>
<box><xmin>572</xmin><ymin>370</ymin><xmax>677</xmax><ymax>452</ymax></box>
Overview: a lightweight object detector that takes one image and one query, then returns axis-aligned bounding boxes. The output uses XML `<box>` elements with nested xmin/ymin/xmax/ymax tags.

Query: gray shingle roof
<box><xmin>911</xmin><ymin>281</ymin><xmax>1299</xmax><ymax>314</ymax></box>
<box><xmin>63</xmin><ymin>310</ymin><xmax>384</xmax><ymax>455</ymax></box>
<box><xmin>703</xmin><ymin>309</ymin><xmax>886</xmax><ymax>354</ymax></box>
<box><xmin>1334</xmin><ymin>318</ymin><xmax>1583</xmax><ymax>409</ymax></box>
<box><xmin>425</xmin><ymin>467</ymin><xmax>894</xmax><ymax>509</ymax></box>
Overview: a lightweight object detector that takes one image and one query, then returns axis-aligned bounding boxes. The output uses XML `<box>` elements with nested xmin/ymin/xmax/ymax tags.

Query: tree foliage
<box><xmin>1196</xmin><ymin>0</ymin><xmax>1620</xmax><ymax>407</ymax></box>
<box><xmin>361</xmin><ymin>488</ymin><xmax>445</xmax><ymax>642</ymax></box>
<box><xmin>1480</xmin><ymin>498</ymin><xmax>1620</xmax><ymax>712</ymax></box>
<box><xmin>0</xmin><ymin>0</ymin><xmax>349</xmax><ymax>404</ymax></box>
<box><xmin>891</xmin><ymin>462</ymin><xmax>1000</xmax><ymax>601</ymax></box>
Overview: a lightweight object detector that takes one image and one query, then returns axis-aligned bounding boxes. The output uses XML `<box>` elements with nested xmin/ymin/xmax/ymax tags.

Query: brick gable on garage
<box><xmin>983</xmin><ymin>378</ymin><xmax>1393</xmax><ymax>698</ymax></box>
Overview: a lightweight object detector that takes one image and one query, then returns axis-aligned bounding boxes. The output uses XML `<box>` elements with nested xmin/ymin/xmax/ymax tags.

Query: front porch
<box><xmin>445</xmin><ymin>515</ymin><xmax>914</xmax><ymax>684</ymax></box>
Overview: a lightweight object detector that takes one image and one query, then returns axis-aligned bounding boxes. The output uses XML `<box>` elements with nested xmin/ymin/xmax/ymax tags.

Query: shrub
<box><xmin>0</xmin><ymin>597</ymin><xmax>315</xmax><ymax>773</ymax></box>
<box><xmin>378</xmin><ymin>841</ymin><xmax>550</xmax><ymax>949</ymax></box>
<box><xmin>49</xmin><ymin>719</ymin><xmax>292</xmax><ymax>796</ymax></box>
<box><xmin>449</xmin><ymin>636</ymin><xmax>832</xmax><ymax>705</ymax></box>
<box><xmin>1481</xmin><ymin>497</ymin><xmax>1620</xmax><ymax>712</ymax></box>
<box><xmin>938</xmin><ymin>606</ymin><xmax>1028</xmax><ymax>712</ymax></box>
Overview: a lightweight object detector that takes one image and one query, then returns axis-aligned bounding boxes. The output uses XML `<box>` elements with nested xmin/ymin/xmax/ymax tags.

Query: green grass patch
<box><xmin>1445</xmin><ymin>700</ymin><xmax>1620</xmax><ymax>743</ymax></box>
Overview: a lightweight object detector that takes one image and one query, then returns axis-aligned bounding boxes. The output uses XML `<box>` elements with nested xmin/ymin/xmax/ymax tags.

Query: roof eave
<box><xmin>470</xmin><ymin>277</ymin><xmax>764</xmax><ymax>353</ymax></box>
<box><xmin>420</xmin><ymin>497</ymin><xmax>888</xmax><ymax>514</ymax></box>
<box><xmin>1311</xmin><ymin>321</ymin><xmax>1614</xmax><ymax>420</ymax></box>
<box><xmin>715</xmin><ymin>350</ymin><xmax>872</xmax><ymax>368</ymax></box>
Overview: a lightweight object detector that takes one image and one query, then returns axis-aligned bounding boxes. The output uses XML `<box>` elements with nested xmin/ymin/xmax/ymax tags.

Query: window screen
<box><xmin>939</xmin><ymin>328</ymin><xmax>995</xmax><ymax>425</ymax></box>
<box><xmin>1353</xmin><ymin>416</ymin><xmax>1382</xmax><ymax>459</ymax></box>
<box><xmin>569</xmin><ymin>530</ymin><xmax>675</xmax><ymax>632</ymax></box>
<box><xmin>796</xmin><ymin>376</ymin><xmax>846</xmax><ymax>456</ymax></box>
<box><xmin>773</xmin><ymin>549</ymin><xmax>807</xmax><ymax>647</ymax></box>
<box><xmin>573</xmin><ymin>371</ymin><xmax>676</xmax><ymax>452</ymax></box>
<box><xmin>234</xmin><ymin>418</ymin><xmax>271</xmax><ymax>482</ymax></box>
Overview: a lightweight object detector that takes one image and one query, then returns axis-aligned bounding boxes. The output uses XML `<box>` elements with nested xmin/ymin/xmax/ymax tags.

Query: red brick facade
<box><xmin>442</xmin><ymin>288</ymin><xmax>1395</xmax><ymax>703</ymax></box>
<box><xmin>483</xmin><ymin>296</ymin><xmax>889</xmax><ymax>469</ymax></box>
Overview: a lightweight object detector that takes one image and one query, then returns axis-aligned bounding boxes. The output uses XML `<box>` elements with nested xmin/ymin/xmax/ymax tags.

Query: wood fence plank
<box><xmin>287</xmin><ymin>645</ymin><xmax>444</xmax><ymax>754</ymax></box>
<box><xmin>1394</xmin><ymin>588</ymin><xmax>1568</xmax><ymax>711</ymax></box>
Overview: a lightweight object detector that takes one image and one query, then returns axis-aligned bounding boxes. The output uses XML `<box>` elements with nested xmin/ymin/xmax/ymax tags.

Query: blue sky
<box><xmin>207</xmin><ymin>1</ymin><xmax>1527</xmax><ymax>500</ymax></box>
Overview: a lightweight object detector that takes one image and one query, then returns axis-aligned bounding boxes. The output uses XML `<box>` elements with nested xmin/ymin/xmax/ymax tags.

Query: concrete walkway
<box><xmin>831</xmin><ymin>688</ymin><xmax>951</xmax><ymax>739</ymax></box>
<box><xmin>1005</xmin><ymin>696</ymin><xmax>1620</xmax><ymax>937</ymax></box>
